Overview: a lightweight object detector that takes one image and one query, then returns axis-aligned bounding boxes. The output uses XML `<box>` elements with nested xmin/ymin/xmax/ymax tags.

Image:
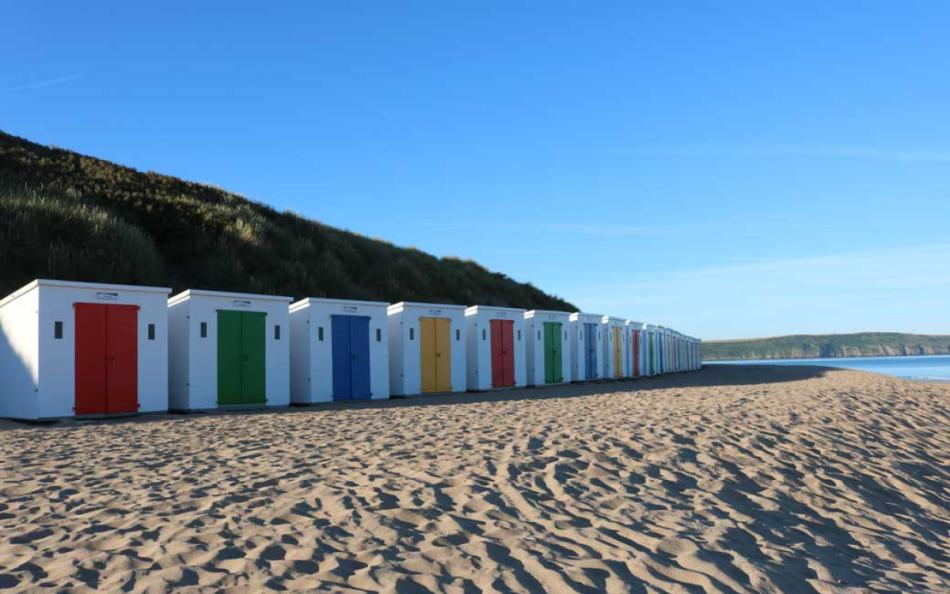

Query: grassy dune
<box><xmin>0</xmin><ymin>130</ymin><xmax>573</xmax><ymax>309</ymax></box>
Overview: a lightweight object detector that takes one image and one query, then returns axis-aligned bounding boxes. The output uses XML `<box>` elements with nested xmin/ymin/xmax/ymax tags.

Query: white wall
<box><xmin>524</xmin><ymin>310</ymin><xmax>571</xmax><ymax>386</ymax></box>
<box><xmin>289</xmin><ymin>298</ymin><xmax>389</xmax><ymax>404</ymax></box>
<box><xmin>601</xmin><ymin>317</ymin><xmax>626</xmax><ymax>379</ymax></box>
<box><xmin>387</xmin><ymin>303</ymin><xmax>466</xmax><ymax>396</ymax></box>
<box><xmin>167</xmin><ymin>291</ymin><xmax>290</xmax><ymax>410</ymax></box>
<box><xmin>289</xmin><ymin>304</ymin><xmax>311</xmax><ymax>404</ymax></box>
<box><xmin>464</xmin><ymin>306</ymin><xmax>526</xmax><ymax>391</ymax></box>
<box><xmin>167</xmin><ymin>298</ymin><xmax>190</xmax><ymax>410</ymax></box>
<box><xmin>570</xmin><ymin>313</ymin><xmax>604</xmax><ymax>381</ymax></box>
<box><xmin>35</xmin><ymin>282</ymin><xmax>169</xmax><ymax>418</ymax></box>
<box><xmin>0</xmin><ymin>286</ymin><xmax>39</xmax><ymax>419</ymax></box>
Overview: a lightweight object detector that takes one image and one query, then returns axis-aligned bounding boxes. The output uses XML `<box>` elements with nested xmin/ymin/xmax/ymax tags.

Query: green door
<box><xmin>543</xmin><ymin>322</ymin><xmax>563</xmax><ymax>383</ymax></box>
<box><xmin>217</xmin><ymin>311</ymin><xmax>244</xmax><ymax>405</ymax></box>
<box><xmin>217</xmin><ymin>310</ymin><xmax>267</xmax><ymax>405</ymax></box>
<box><xmin>241</xmin><ymin>312</ymin><xmax>266</xmax><ymax>403</ymax></box>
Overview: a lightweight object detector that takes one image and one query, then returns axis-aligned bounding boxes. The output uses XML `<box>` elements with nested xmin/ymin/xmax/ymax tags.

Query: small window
<box><xmin>318</xmin><ymin>326</ymin><xmax>324</xmax><ymax>341</ymax></box>
<box><xmin>409</xmin><ymin>328</ymin><xmax>414</xmax><ymax>340</ymax></box>
<box><xmin>54</xmin><ymin>321</ymin><xmax>63</xmax><ymax>339</ymax></box>
<box><xmin>376</xmin><ymin>328</ymin><xmax>382</xmax><ymax>342</ymax></box>
<box><xmin>482</xmin><ymin>329</ymin><xmax>487</xmax><ymax>341</ymax></box>
<box><xmin>538</xmin><ymin>330</ymin><xmax>541</xmax><ymax>340</ymax></box>
<box><xmin>517</xmin><ymin>330</ymin><xmax>521</xmax><ymax>341</ymax></box>
<box><xmin>200</xmin><ymin>322</ymin><xmax>207</xmax><ymax>338</ymax></box>
<box><xmin>147</xmin><ymin>324</ymin><xmax>156</xmax><ymax>340</ymax></box>
<box><xmin>456</xmin><ymin>329</ymin><xmax>460</xmax><ymax>341</ymax></box>
<box><xmin>564</xmin><ymin>331</ymin><xmax>567</xmax><ymax>340</ymax></box>
<box><xmin>274</xmin><ymin>325</ymin><xmax>281</xmax><ymax>340</ymax></box>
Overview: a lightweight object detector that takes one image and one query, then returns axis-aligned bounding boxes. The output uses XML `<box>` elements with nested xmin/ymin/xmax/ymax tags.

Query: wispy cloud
<box><xmin>640</xmin><ymin>143</ymin><xmax>950</xmax><ymax>164</ymax></box>
<box><xmin>0</xmin><ymin>73</ymin><xmax>84</xmax><ymax>94</ymax></box>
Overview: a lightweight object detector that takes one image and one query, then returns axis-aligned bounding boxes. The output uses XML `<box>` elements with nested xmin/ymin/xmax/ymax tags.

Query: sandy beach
<box><xmin>0</xmin><ymin>365</ymin><xmax>947</xmax><ymax>593</ymax></box>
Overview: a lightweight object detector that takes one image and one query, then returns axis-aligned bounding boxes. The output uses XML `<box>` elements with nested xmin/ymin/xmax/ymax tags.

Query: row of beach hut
<box><xmin>0</xmin><ymin>279</ymin><xmax>702</xmax><ymax>420</ymax></box>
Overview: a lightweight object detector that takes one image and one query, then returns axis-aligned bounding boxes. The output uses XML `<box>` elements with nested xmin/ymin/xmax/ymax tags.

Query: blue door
<box><xmin>584</xmin><ymin>322</ymin><xmax>597</xmax><ymax>380</ymax></box>
<box><xmin>331</xmin><ymin>315</ymin><xmax>372</xmax><ymax>400</ymax></box>
<box><xmin>349</xmin><ymin>316</ymin><xmax>372</xmax><ymax>399</ymax></box>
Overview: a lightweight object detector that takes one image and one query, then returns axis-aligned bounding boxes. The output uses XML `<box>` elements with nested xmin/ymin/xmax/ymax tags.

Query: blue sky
<box><xmin>3</xmin><ymin>1</ymin><xmax>948</xmax><ymax>339</ymax></box>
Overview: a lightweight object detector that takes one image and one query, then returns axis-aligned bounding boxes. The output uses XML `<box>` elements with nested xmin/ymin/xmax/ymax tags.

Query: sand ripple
<box><xmin>0</xmin><ymin>366</ymin><xmax>948</xmax><ymax>592</ymax></box>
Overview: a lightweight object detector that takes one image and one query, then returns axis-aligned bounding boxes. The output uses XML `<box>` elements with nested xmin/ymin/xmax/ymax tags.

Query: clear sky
<box><xmin>4</xmin><ymin>1</ymin><xmax>948</xmax><ymax>339</ymax></box>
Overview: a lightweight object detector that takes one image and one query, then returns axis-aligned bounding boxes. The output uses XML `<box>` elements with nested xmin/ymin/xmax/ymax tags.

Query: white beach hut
<box><xmin>388</xmin><ymin>302</ymin><xmax>466</xmax><ymax>396</ymax></box>
<box><xmin>626</xmin><ymin>321</ymin><xmax>645</xmax><ymax>378</ymax></box>
<box><xmin>660</xmin><ymin>326</ymin><xmax>669</xmax><ymax>374</ymax></box>
<box><xmin>569</xmin><ymin>312</ymin><xmax>604</xmax><ymax>382</ymax></box>
<box><xmin>524</xmin><ymin>310</ymin><xmax>571</xmax><ymax>386</ymax></box>
<box><xmin>167</xmin><ymin>289</ymin><xmax>291</xmax><ymax>411</ymax></box>
<box><xmin>464</xmin><ymin>306</ymin><xmax>527</xmax><ymax>391</ymax></box>
<box><xmin>601</xmin><ymin>316</ymin><xmax>627</xmax><ymax>380</ymax></box>
<box><xmin>0</xmin><ymin>279</ymin><xmax>171</xmax><ymax>420</ymax></box>
<box><xmin>289</xmin><ymin>298</ymin><xmax>390</xmax><ymax>404</ymax></box>
<box><xmin>643</xmin><ymin>324</ymin><xmax>658</xmax><ymax>376</ymax></box>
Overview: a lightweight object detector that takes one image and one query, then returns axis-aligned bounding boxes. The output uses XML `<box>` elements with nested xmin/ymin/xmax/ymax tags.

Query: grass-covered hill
<box><xmin>703</xmin><ymin>332</ymin><xmax>950</xmax><ymax>361</ymax></box>
<box><xmin>0</xmin><ymin>130</ymin><xmax>574</xmax><ymax>309</ymax></box>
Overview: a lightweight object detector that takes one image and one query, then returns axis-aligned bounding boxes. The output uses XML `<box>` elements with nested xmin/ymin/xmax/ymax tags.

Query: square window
<box><xmin>200</xmin><ymin>322</ymin><xmax>207</xmax><ymax>338</ymax></box>
<box><xmin>147</xmin><ymin>324</ymin><xmax>156</xmax><ymax>340</ymax></box>
<box><xmin>54</xmin><ymin>321</ymin><xmax>63</xmax><ymax>339</ymax></box>
<box><xmin>274</xmin><ymin>325</ymin><xmax>281</xmax><ymax>340</ymax></box>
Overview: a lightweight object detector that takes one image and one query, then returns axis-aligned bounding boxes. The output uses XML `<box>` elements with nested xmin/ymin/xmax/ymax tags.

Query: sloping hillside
<box><xmin>703</xmin><ymin>332</ymin><xmax>950</xmax><ymax>360</ymax></box>
<box><xmin>0</xmin><ymin>131</ymin><xmax>573</xmax><ymax>309</ymax></box>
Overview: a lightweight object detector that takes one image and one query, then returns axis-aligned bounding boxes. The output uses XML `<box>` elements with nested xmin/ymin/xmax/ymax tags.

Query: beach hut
<box><xmin>601</xmin><ymin>316</ymin><xmax>627</xmax><ymax>379</ymax></box>
<box><xmin>168</xmin><ymin>289</ymin><xmax>291</xmax><ymax>411</ymax></box>
<box><xmin>388</xmin><ymin>302</ymin><xmax>466</xmax><ymax>396</ymax></box>
<box><xmin>656</xmin><ymin>326</ymin><xmax>667</xmax><ymax>374</ymax></box>
<box><xmin>289</xmin><ymin>298</ymin><xmax>389</xmax><ymax>404</ymax></box>
<box><xmin>626</xmin><ymin>321</ymin><xmax>644</xmax><ymax>378</ymax></box>
<box><xmin>643</xmin><ymin>324</ymin><xmax>657</xmax><ymax>376</ymax></box>
<box><xmin>524</xmin><ymin>310</ymin><xmax>572</xmax><ymax>386</ymax></box>
<box><xmin>569</xmin><ymin>312</ymin><xmax>604</xmax><ymax>381</ymax></box>
<box><xmin>0</xmin><ymin>279</ymin><xmax>171</xmax><ymax>420</ymax></box>
<box><xmin>464</xmin><ymin>306</ymin><xmax>527</xmax><ymax>391</ymax></box>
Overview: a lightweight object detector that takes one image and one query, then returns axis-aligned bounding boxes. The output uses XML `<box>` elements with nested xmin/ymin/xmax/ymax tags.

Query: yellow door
<box><xmin>613</xmin><ymin>327</ymin><xmax>622</xmax><ymax>378</ymax></box>
<box><xmin>420</xmin><ymin>317</ymin><xmax>437</xmax><ymax>393</ymax></box>
<box><xmin>420</xmin><ymin>317</ymin><xmax>452</xmax><ymax>393</ymax></box>
<box><xmin>435</xmin><ymin>318</ymin><xmax>452</xmax><ymax>391</ymax></box>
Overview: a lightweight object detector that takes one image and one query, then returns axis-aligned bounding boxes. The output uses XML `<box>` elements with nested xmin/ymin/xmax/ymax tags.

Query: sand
<box><xmin>0</xmin><ymin>365</ymin><xmax>947</xmax><ymax>593</ymax></box>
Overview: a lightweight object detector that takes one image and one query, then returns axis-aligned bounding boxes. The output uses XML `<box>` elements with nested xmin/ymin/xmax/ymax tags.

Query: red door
<box><xmin>74</xmin><ymin>303</ymin><xmax>139</xmax><ymax>414</ymax></box>
<box><xmin>106</xmin><ymin>305</ymin><xmax>139</xmax><ymax>413</ymax></box>
<box><xmin>490</xmin><ymin>319</ymin><xmax>515</xmax><ymax>388</ymax></box>
<box><xmin>75</xmin><ymin>304</ymin><xmax>108</xmax><ymax>415</ymax></box>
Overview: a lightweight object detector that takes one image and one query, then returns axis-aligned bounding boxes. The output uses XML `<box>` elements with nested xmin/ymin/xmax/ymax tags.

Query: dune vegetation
<box><xmin>0</xmin><ymin>130</ymin><xmax>573</xmax><ymax>309</ymax></box>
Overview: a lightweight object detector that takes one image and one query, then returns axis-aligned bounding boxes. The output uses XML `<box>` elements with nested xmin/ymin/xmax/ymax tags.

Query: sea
<box><xmin>708</xmin><ymin>354</ymin><xmax>950</xmax><ymax>382</ymax></box>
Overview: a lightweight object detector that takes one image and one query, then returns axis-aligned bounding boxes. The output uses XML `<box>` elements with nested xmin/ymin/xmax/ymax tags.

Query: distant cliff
<box><xmin>703</xmin><ymin>333</ymin><xmax>950</xmax><ymax>361</ymax></box>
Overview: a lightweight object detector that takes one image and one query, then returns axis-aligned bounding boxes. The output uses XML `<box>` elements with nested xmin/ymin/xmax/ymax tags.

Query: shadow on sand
<box><xmin>1</xmin><ymin>364</ymin><xmax>834</xmax><ymax>431</ymax></box>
